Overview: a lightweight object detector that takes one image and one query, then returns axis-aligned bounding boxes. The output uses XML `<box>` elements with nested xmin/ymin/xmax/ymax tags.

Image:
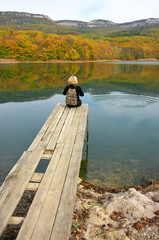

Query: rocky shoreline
<box><xmin>1</xmin><ymin>179</ymin><xmax>159</xmax><ymax>240</ymax></box>
<box><xmin>70</xmin><ymin>179</ymin><xmax>159</xmax><ymax>240</ymax></box>
<box><xmin>0</xmin><ymin>58</ymin><xmax>159</xmax><ymax>64</ymax></box>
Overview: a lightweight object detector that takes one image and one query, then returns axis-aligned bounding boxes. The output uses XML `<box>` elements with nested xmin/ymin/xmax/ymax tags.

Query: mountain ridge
<box><xmin>55</xmin><ymin>18</ymin><xmax>159</xmax><ymax>28</ymax></box>
<box><xmin>0</xmin><ymin>11</ymin><xmax>55</xmax><ymax>25</ymax></box>
<box><xmin>0</xmin><ymin>11</ymin><xmax>159</xmax><ymax>29</ymax></box>
<box><xmin>0</xmin><ymin>11</ymin><xmax>51</xmax><ymax>20</ymax></box>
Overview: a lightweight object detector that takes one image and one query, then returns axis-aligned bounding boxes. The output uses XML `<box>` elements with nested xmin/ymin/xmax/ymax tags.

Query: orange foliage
<box><xmin>0</xmin><ymin>30</ymin><xmax>159</xmax><ymax>61</ymax></box>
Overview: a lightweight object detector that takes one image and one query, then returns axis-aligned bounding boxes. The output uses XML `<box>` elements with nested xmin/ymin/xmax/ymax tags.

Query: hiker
<box><xmin>63</xmin><ymin>76</ymin><xmax>84</xmax><ymax>107</ymax></box>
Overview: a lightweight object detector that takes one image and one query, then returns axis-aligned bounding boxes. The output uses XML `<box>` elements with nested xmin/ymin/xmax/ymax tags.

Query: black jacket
<box><xmin>63</xmin><ymin>85</ymin><xmax>84</xmax><ymax>102</ymax></box>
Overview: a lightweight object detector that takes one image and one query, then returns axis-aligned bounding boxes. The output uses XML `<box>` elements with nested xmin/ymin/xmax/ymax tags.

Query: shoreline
<box><xmin>0</xmin><ymin>58</ymin><xmax>159</xmax><ymax>64</ymax></box>
<box><xmin>69</xmin><ymin>179</ymin><xmax>159</xmax><ymax>240</ymax></box>
<box><xmin>1</xmin><ymin>179</ymin><xmax>159</xmax><ymax>240</ymax></box>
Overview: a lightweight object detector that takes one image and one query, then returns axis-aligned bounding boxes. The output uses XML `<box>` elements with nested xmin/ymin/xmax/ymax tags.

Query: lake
<box><xmin>0</xmin><ymin>61</ymin><xmax>159</xmax><ymax>187</ymax></box>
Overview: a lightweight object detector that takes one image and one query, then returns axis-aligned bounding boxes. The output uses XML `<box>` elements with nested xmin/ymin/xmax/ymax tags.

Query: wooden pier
<box><xmin>0</xmin><ymin>103</ymin><xmax>88</xmax><ymax>240</ymax></box>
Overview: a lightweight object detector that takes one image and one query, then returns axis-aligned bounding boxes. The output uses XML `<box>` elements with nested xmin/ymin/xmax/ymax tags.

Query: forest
<box><xmin>0</xmin><ymin>29</ymin><xmax>159</xmax><ymax>61</ymax></box>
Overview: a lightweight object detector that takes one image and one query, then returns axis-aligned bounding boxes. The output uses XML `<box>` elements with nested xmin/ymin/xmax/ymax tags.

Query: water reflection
<box><xmin>0</xmin><ymin>88</ymin><xmax>61</xmax><ymax>103</ymax></box>
<box><xmin>0</xmin><ymin>62</ymin><xmax>159</xmax><ymax>102</ymax></box>
<box><xmin>0</xmin><ymin>62</ymin><xmax>159</xmax><ymax>187</ymax></box>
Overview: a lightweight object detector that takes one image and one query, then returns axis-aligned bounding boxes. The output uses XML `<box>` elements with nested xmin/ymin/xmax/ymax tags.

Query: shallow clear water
<box><xmin>0</xmin><ymin>62</ymin><xmax>159</xmax><ymax>187</ymax></box>
<box><xmin>87</xmin><ymin>92</ymin><xmax>159</xmax><ymax>186</ymax></box>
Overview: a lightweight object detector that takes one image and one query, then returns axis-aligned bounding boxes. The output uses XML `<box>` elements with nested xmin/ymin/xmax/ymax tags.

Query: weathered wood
<box><xmin>41</xmin><ymin>104</ymin><xmax>66</xmax><ymax>145</ymax></box>
<box><xmin>0</xmin><ymin>145</ymin><xmax>44</xmax><ymax>236</ymax></box>
<box><xmin>27</xmin><ymin>103</ymin><xmax>61</xmax><ymax>152</ymax></box>
<box><xmin>30</xmin><ymin>173</ymin><xmax>44</xmax><ymax>182</ymax></box>
<box><xmin>0</xmin><ymin>151</ymin><xmax>30</xmax><ymax>207</ymax></box>
<box><xmin>16</xmin><ymin>107</ymin><xmax>77</xmax><ymax>240</ymax></box>
<box><xmin>26</xmin><ymin>182</ymin><xmax>40</xmax><ymax>191</ymax></box>
<box><xmin>0</xmin><ymin>103</ymin><xmax>88</xmax><ymax>240</ymax></box>
<box><xmin>41</xmin><ymin>150</ymin><xmax>54</xmax><ymax>159</ymax></box>
<box><xmin>30</xmin><ymin>107</ymin><xmax>82</xmax><ymax>240</ymax></box>
<box><xmin>46</xmin><ymin>106</ymin><xmax>70</xmax><ymax>151</ymax></box>
<box><xmin>41</xmin><ymin>153</ymin><xmax>53</xmax><ymax>159</ymax></box>
<box><xmin>51</xmin><ymin>105</ymin><xmax>88</xmax><ymax>240</ymax></box>
<box><xmin>8</xmin><ymin>217</ymin><xmax>25</xmax><ymax>225</ymax></box>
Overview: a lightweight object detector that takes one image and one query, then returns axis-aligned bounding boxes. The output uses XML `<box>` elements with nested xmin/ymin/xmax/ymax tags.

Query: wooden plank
<box><xmin>41</xmin><ymin>150</ymin><xmax>54</xmax><ymax>159</ymax></box>
<box><xmin>41</xmin><ymin>104</ymin><xmax>66</xmax><ymax>145</ymax></box>
<box><xmin>28</xmin><ymin>104</ymin><xmax>66</xmax><ymax>154</ymax></box>
<box><xmin>30</xmin><ymin>173</ymin><xmax>44</xmax><ymax>183</ymax></box>
<box><xmin>8</xmin><ymin>216</ymin><xmax>25</xmax><ymax>225</ymax></box>
<box><xmin>26</xmin><ymin>182</ymin><xmax>40</xmax><ymax>191</ymax></box>
<box><xmin>0</xmin><ymin>144</ymin><xmax>45</xmax><ymax>236</ymax></box>
<box><xmin>0</xmin><ymin>151</ymin><xmax>31</xmax><ymax>207</ymax></box>
<box><xmin>27</xmin><ymin>103</ymin><xmax>61</xmax><ymax>152</ymax></box>
<box><xmin>30</xmin><ymin>106</ymin><xmax>82</xmax><ymax>240</ymax></box>
<box><xmin>16</xmin><ymin>107</ymin><xmax>77</xmax><ymax>240</ymax></box>
<box><xmin>51</xmin><ymin>105</ymin><xmax>88</xmax><ymax>240</ymax></box>
<box><xmin>1</xmin><ymin>104</ymin><xmax>88</xmax><ymax>240</ymax></box>
<box><xmin>41</xmin><ymin>153</ymin><xmax>53</xmax><ymax>159</ymax></box>
<box><xmin>46</xmin><ymin>106</ymin><xmax>70</xmax><ymax>151</ymax></box>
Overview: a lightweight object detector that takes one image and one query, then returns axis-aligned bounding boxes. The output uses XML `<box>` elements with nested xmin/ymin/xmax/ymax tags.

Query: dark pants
<box><xmin>67</xmin><ymin>100</ymin><xmax>82</xmax><ymax>108</ymax></box>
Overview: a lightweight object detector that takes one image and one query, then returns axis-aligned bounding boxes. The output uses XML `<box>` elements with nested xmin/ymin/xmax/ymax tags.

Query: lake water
<box><xmin>0</xmin><ymin>61</ymin><xmax>159</xmax><ymax>187</ymax></box>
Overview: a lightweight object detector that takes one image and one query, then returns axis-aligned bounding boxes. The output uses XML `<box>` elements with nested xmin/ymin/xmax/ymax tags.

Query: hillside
<box><xmin>0</xmin><ymin>11</ymin><xmax>159</xmax><ymax>37</ymax></box>
<box><xmin>0</xmin><ymin>11</ymin><xmax>159</xmax><ymax>61</ymax></box>
<box><xmin>0</xmin><ymin>11</ymin><xmax>54</xmax><ymax>25</ymax></box>
<box><xmin>55</xmin><ymin>18</ymin><xmax>159</xmax><ymax>29</ymax></box>
<box><xmin>0</xmin><ymin>30</ymin><xmax>158</xmax><ymax>61</ymax></box>
<box><xmin>0</xmin><ymin>11</ymin><xmax>74</xmax><ymax>35</ymax></box>
<box><xmin>55</xmin><ymin>19</ymin><xmax>118</xmax><ymax>28</ymax></box>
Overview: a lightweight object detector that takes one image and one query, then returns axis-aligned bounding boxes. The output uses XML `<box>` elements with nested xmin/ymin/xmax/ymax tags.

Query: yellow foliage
<box><xmin>0</xmin><ymin>30</ymin><xmax>158</xmax><ymax>61</ymax></box>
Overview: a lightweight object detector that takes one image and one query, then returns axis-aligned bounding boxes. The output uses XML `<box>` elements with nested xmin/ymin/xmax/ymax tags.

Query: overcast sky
<box><xmin>0</xmin><ymin>0</ymin><xmax>158</xmax><ymax>23</ymax></box>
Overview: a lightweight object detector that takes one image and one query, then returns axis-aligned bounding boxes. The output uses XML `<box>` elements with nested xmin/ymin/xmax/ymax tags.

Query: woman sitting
<box><xmin>63</xmin><ymin>76</ymin><xmax>84</xmax><ymax>107</ymax></box>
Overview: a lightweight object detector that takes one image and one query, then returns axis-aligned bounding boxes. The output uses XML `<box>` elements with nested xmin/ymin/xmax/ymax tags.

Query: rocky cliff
<box><xmin>0</xmin><ymin>11</ymin><xmax>51</xmax><ymax>20</ymax></box>
<box><xmin>55</xmin><ymin>18</ymin><xmax>159</xmax><ymax>28</ymax></box>
<box><xmin>119</xmin><ymin>18</ymin><xmax>159</xmax><ymax>28</ymax></box>
<box><xmin>55</xmin><ymin>20</ymin><xmax>87</xmax><ymax>28</ymax></box>
<box><xmin>0</xmin><ymin>11</ymin><xmax>54</xmax><ymax>25</ymax></box>
<box><xmin>0</xmin><ymin>11</ymin><xmax>159</xmax><ymax>30</ymax></box>
<box><xmin>55</xmin><ymin>19</ymin><xmax>117</xmax><ymax>28</ymax></box>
